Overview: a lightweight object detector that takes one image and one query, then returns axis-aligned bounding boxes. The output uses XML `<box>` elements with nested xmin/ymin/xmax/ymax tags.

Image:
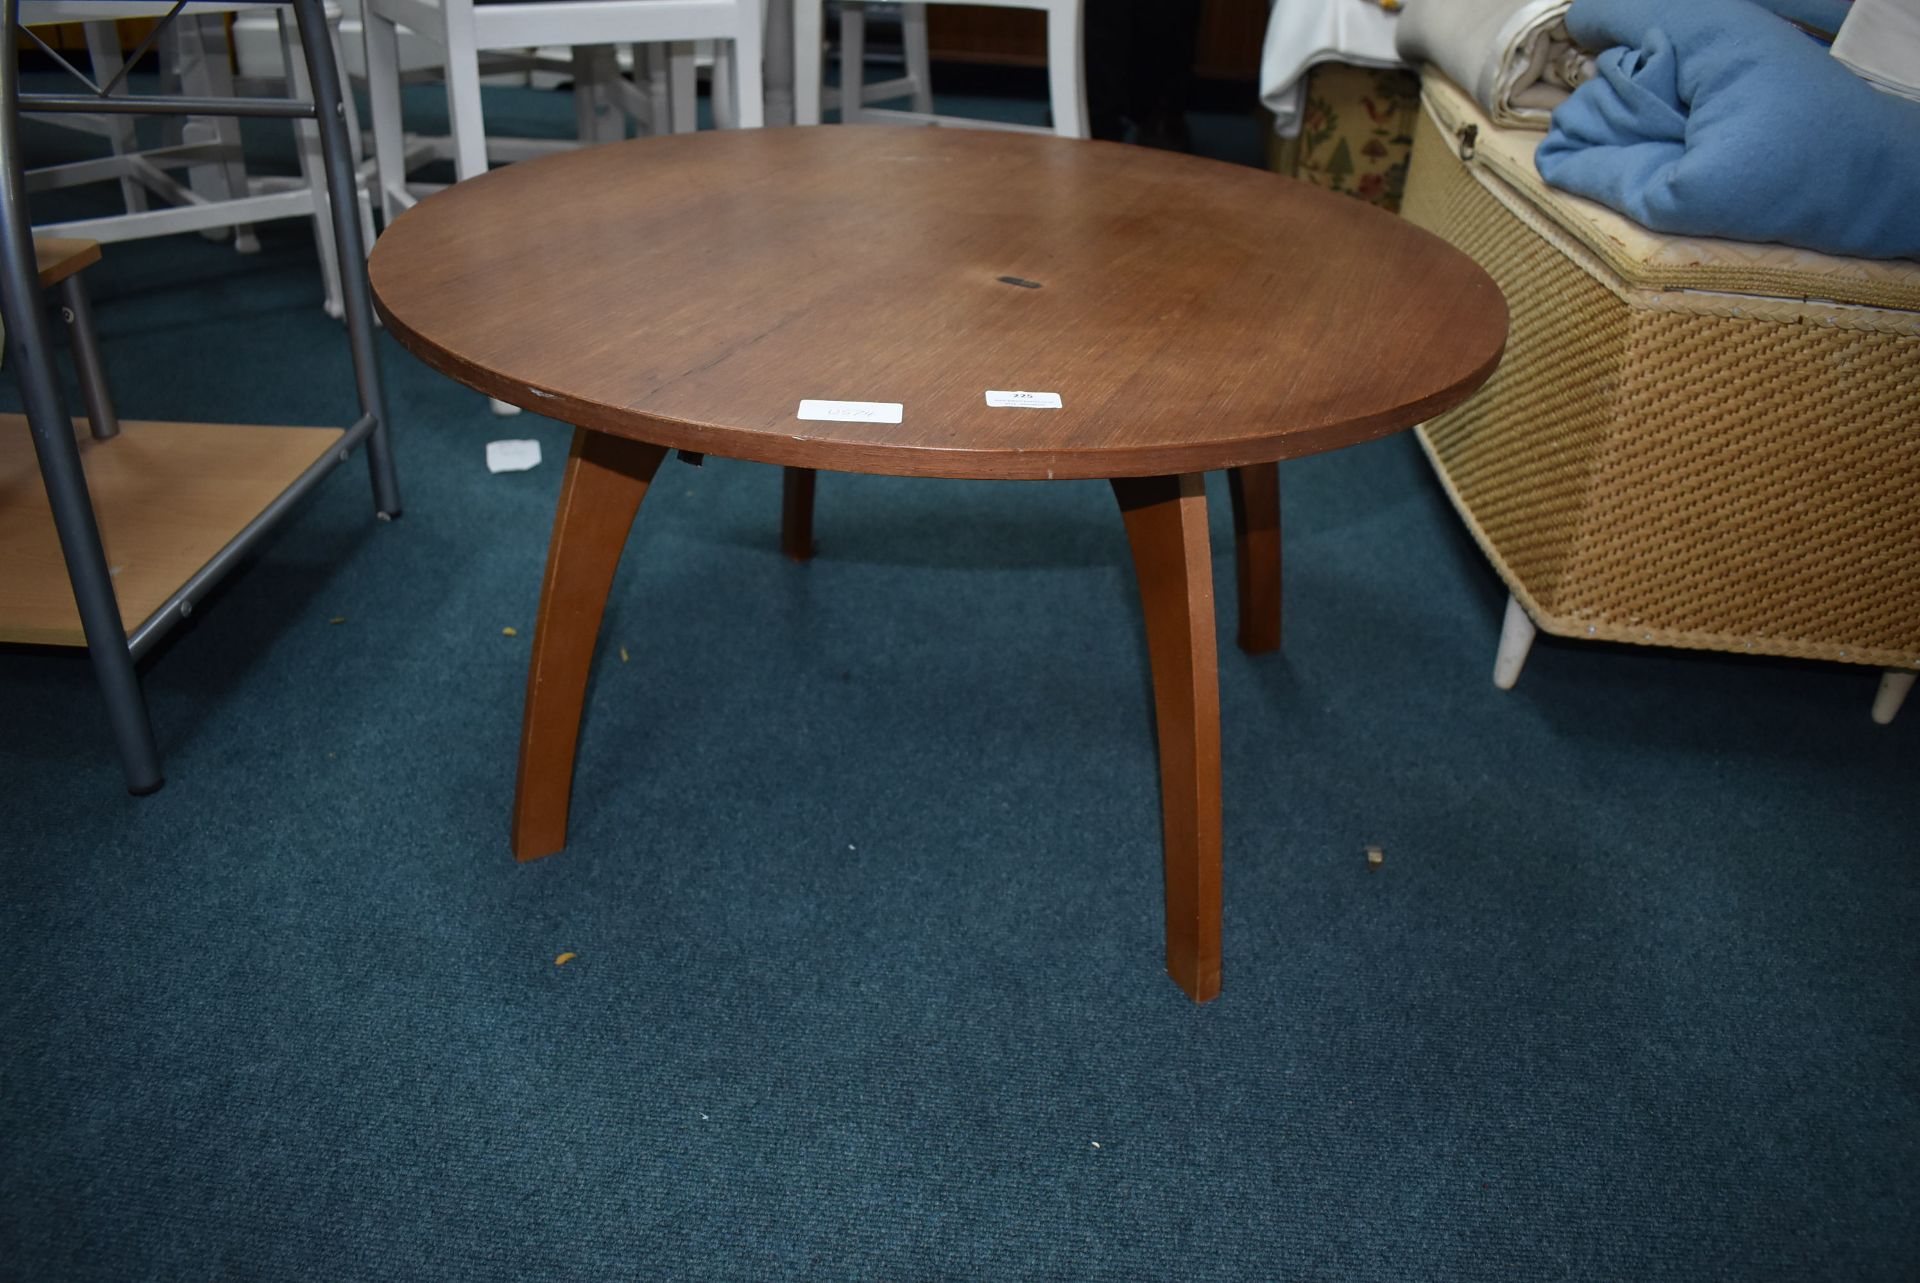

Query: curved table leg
<box><xmin>512</xmin><ymin>427</ymin><xmax>667</xmax><ymax>860</ymax></box>
<box><xmin>1227</xmin><ymin>463</ymin><xmax>1281</xmax><ymax>654</ymax></box>
<box><xmin>782</xmin><ymin>466</ymin><xmax>816</xmax><ymax>562</ymax></box>
<box><xmin>1111</xmin><ymin>473</ymin><xmax>1224</xmax><ymax>1003</ymax></box>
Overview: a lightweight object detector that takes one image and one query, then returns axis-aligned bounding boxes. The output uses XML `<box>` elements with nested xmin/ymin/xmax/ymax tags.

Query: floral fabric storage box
<box><xmin>1268</xmin><ymin>63</ymin><xmax>1420</xmax><ymax>211</ymax></box>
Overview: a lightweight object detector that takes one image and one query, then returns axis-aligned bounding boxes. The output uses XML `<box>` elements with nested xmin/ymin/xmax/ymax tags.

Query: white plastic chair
<box><xmin>793</xmin><ymin>0</ymin><xmax>1086</xmax><ymax>138</ymax></box>
<box><xmin>361</xmin><ymin>0</ymin><xmax>765</xmax><ymax>221</ymax></box>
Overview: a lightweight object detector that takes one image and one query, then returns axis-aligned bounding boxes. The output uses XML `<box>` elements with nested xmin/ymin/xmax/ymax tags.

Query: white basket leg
<box><xmin>1872</xmin><ymin>670</ymin><xmax>1915</xmax><ymax>726</ymax></box>
<box><xmin>1493</xmin><ymin>594</ymin><xmax>1537</xmax><ymax>690</ymax></box>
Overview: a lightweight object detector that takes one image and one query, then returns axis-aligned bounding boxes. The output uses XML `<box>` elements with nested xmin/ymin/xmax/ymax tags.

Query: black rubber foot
<box><xmin>128</xmin><ymin>776</ymin><xmax>166</xmax><ymax>797</ymax></box>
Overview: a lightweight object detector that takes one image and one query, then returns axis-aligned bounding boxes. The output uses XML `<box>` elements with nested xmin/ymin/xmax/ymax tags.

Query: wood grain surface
<box><xmin>370</xmin><ymin>127</ymin><xmax>1505</xmax><ymax>481</ymax></box>
<box><xmin>512</xmin><ymin>428</ymin><xmax>667</xmax><ymax>860</ymax></box>
<box><xmin>0</xmin><ymin>415</ymin><xmax>341</xmax><ymax>646</ymax></box>
<box><xmin>34</xmin><ymin>237</ymin><xmax>100</xmax><ymax>288</ymax></box>
<box><xmin>1227</xmin><ymin>461</ymin><xmax>1281</xmax><ymax>653</ymax></box>
<box><xmin>1113</xmin><ymin>472</ymin><xmax>1223</xmax><ymax>1002</ymax></box>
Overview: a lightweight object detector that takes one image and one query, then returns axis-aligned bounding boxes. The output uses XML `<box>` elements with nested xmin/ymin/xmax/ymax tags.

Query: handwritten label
<box><xmin>984</xmin><ymin>390</ymin><xmax>1062</xmax><ymax>409</ymax></box>
<box><xmin>798</xmin><ymin>399</ymin><xmax>903</xmax><ymax>424</ymax></box>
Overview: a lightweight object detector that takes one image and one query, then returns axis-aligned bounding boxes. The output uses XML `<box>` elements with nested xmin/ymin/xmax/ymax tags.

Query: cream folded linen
<box><xmin>1259</xmin><ymin>0</ymin><xmax>1406</xmax><ymax>137</ymax></box>
<box><xmin>1832</xmin><ymin>0</ymin><xmax>1920</xmax><ymax>103</ymax></box>
<box><xmin>1396</xmin><ymin>0</ymin><xmax>1595</xmax><ymax>128</ymax></box>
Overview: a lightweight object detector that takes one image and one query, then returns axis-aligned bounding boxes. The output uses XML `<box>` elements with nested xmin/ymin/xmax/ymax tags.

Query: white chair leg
<box><xmin>278</xmin><ymin>10</ymin><xmax>345</xmax><ymax>317</ymax></box>
<box><xmin>729</xmin><ymin>8</ymin><xmax>765</xmax><ymax>129</ymax></box>
<box><xmin>840</xmin><ymin>2</ymin><xmax>867</xmax><ymax>124</ymax></box>
<box><xmin>794</xmin><ymin>0</ymin><xmax>824</xmax><ymax>126</ymax></box>
<box><xmin>1044</xmin><ymin>0</ymin><xmax>1089</xmax><ymax>139</ymax></box>
<box><xmin>710</xmin><ymin>38</ymin><xmax>737</xmax><ymax>130</ymax></box>
<box><xmin>902</xmin><ymin>3</ymin><xmax>933</xmax><ymax>114</ymax></box>
<box><xmin>572</xmin><ymin>44</ymin><xmax>624</xmax><ymax>143</ymax></box>
<box><xmin>644</xmin><ymin>43</ymin><xmax>672</xmax><ymax>136</ymax></box>
<box><xmin>332</xmin><ymin>18</ymin><xmax>379</xmax><ymax>256</ymax></box>
<box><xmin>176</xmin><ymin>15</ymin><xmax>258</xmax><ymax>248</ymax></box>
<box><xmin>1872</xmin><ymin>670</ymin><xmax>1915</xmax><ymax>725</ymax></box>
<box><xmin>668</xmin><ymin>41</ymin><xmax>698</xmax><ymax>133</ymax></box>
<box><xmin>441</xmin><ymin>14</ymin><xmax>491</xmax><ymax>181</ymax></box>
<box><xmin>572</xmin><ymin>45</ymin><xmax>600</xmax><ymax>140</ymax></box>
<box><xmin>1493</xmin><ymin>594</ymin><xmax>1537</xmax><ymax>690</ymax></box>
<box><xmin>363</xmin><ymin>5</ymin><xmax>409</xmax><ymax>224</ymax></box>
<box><xmin>763</xmin><ymin>0</ymin><xmax>795</xmax><ymax>126</ymax></box>
<box><xmin>81</xmin><ymin>21</ymin><xmax>147</xmax><ymax>214</ymax></box>
<box><xmin>441</xmin><ymin>2</ymin><xmax>515</xmax><ymax>414</ymax></box>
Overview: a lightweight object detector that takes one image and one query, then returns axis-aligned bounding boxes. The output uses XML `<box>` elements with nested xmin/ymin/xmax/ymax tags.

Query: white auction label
<box><xmin>797</xmin><ymin>399</ymin><xmax>903</xmax><ymax>424</ymax></box>
<box><xmin>984</xmin><ymin>390</ymin><xmax>1063</xmax><ymax>409</ymax></box>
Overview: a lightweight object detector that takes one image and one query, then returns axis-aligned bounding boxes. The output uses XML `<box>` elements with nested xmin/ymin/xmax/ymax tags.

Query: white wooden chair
<box><xmin>19</xmin><ymin>1</ymin><xmax>375</xmax><ymax>317</ymax></box>
<box><xmin>793</xmin><ymin>0</ymin><xmax>1086</xmax><ymax>138</ymax></box>
<box><xmin>361</xmin><ymin>0</ymin><xmax>764</xmax><ymax>223</ymax></box>
<box><xmin>829</xmin><ymin>1</ymin><xmax>930</xmax><ymax>120</ymax></box>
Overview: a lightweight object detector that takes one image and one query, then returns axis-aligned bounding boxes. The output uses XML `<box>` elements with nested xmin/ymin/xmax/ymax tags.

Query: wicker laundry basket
<box><xmin>1399</xmin><ymin>73</ymin><xmax>1920</xmax><ymax>689</ymax></box>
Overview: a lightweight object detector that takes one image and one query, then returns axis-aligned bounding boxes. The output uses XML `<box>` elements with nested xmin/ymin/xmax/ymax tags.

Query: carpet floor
<box><xmin>2</xmin><ymin>79</ymin><xmax>1915</xmax><ymax>1282</ymax></box>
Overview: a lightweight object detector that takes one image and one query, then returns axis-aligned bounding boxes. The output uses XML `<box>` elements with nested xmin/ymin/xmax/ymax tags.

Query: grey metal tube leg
<box><xmin>59</xmin><ymin>273</ymin><xmax>119</xmax><ymax>440</ymax></box>
<box><xmin>291</xmin><ymin>0</ymin><xmax>401</xmax><ymax>520</ymax></box>
<box><xmin>0</xmin><ymin>4</ymin><xmax>162</xmax><ymax>793</ymax></box>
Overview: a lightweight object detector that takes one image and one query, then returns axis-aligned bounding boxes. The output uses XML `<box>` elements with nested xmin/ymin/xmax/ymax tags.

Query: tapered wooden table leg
<box><xmin>782</xmin><ymin>466</ymin><xmax>816</xmax><ymax>562</ymax></box>
<box><xmin>1112</xmin><ymin>473</ymin><xmax>1224</xmax><ymax>1003</ymax></box>
<box><xmin>512</xmin><ymin>427</ymin><xmax>667</xmax><ymax>860</ymax></box>
<box><xmin>1227</xmin><ymin>463</ymin><xmax>1281</xmax><ymax>654</ymax></box>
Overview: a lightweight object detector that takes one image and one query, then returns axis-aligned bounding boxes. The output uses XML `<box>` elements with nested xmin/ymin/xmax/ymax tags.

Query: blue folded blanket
<box><xmin>1535</xmin><ymin>0</ymin><xmax>1920</xmax><ymax>260</ymax></box>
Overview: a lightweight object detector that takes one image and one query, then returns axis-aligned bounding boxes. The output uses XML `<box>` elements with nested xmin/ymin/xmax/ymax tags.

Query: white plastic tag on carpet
<box><xmin>486</xmin><ymin>439</ymin><xmax>542</xmax><ymax>473</ymax></box>
<box><xmin>984</xmin><ymin>390</ymin><xmax>1062</xmax><ymax>409</ymax></box>
<box><xmin>797</xmin><ymin>399</ymin><xmax>903</xmax><ymax>424</ymax></box>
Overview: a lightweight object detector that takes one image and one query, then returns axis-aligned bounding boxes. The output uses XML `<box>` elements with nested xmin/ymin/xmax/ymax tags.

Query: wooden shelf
<box><xmin>0</xmin><ymin>415</ymin><xmax>342</xmax><ymax>646</ymax></box>
<box><xmin>34</xmin><ymin>237</ymin><xmax>100</xmax><ymax>288</ymax></box>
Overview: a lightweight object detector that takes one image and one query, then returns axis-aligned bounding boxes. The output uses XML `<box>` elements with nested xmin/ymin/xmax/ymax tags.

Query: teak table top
<box><xmin>369</xmin><ymin>127</ymin><xmax>1505</xmax><ymax>480</ymax></box>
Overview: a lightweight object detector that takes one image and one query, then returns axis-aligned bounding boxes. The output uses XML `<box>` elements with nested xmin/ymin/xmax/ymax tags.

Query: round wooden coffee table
<box><xmin>369</xmin><ymin>126</ymin><xmax>1505</xmax><ymax>1003</ymax></box>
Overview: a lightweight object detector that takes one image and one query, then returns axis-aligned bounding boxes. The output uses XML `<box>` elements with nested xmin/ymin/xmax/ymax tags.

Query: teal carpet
<box><xmin>2</xmin><ymin>80</ymin><xmax>1915</xmax><ymax>1281</ymax></box>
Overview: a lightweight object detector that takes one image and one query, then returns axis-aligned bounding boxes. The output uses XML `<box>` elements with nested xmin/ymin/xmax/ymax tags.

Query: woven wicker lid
<box><xmin>1419</xmin><ymin>73</ymin><xmax>1920</xmax><ymax>313</ymax></box>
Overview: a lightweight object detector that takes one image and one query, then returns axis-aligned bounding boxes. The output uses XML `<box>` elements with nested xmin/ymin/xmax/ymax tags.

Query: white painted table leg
<box><xmin>1872</xmin><ymin>670</ymin><xmax>1915</xmax><ymax>726</ymax></box>
<box><xmin>1493</xmin><ymin>594</ymin><xmax>1537</xmax><ymax>690</ymax></box>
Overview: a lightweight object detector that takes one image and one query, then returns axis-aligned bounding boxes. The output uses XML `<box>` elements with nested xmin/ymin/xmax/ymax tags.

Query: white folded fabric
<box><xmin>1259</xmin><ymin>0</ymin><xmax>1407</xmax><ymax>137</ymax></box>
<box><xmin>1396</xmin><ymin>0</ymin><xmax>1596</xmax><ymax>129</ymax></box>
<box><xmin>1832</xmin><ymin>0</ymin><xmax>1920</xmax><ymax>103</ymax></box>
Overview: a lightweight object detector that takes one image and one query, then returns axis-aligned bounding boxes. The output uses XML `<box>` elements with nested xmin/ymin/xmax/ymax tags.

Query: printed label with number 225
<box><xmin>984</xmin><ymin>390</ymin><xmax>1063</xmax><ymax>409</ymax></box>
